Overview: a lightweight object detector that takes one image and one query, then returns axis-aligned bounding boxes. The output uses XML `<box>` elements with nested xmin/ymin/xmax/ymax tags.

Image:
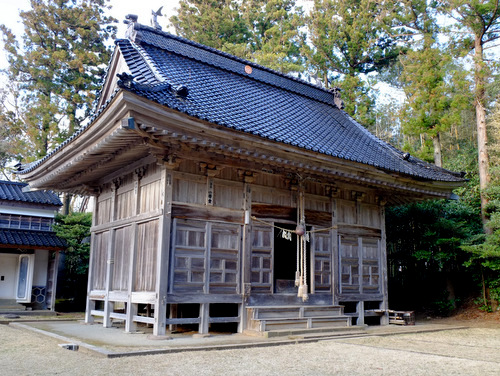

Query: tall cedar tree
<box><xmin>438</xmin><ymin>0</ymin><xmax>500</xmax><ymax>230</ymax></box>
<box><xmin>0</xmin><ymin>0</ymin><xmax>116</xmax><ymax>162</ymax></box>
<box><xmin>397</xmin><ymin>0</ymin><xmax>470</xmax><ymax>166</ymax></box>
<box><xmin>305</xmin><ymin>0</ymin><xmax>404</xmax><ymax>126</ymax></box>
<box><xmin>170</xmin><ymin>0</ymin><xmax>306</xmax><ymax>74</ymax></box>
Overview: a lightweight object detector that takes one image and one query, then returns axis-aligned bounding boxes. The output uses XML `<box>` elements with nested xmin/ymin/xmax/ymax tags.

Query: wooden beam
<box><xmin>171</xmin><ymin>203</ymin><xmax>244</xmax><ymax>223</ymax></box>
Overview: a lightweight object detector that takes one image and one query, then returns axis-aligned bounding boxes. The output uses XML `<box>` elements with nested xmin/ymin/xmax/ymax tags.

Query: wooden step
<box><xmin>246</xmin><ymin>305</ymin><xmax>350</xmax><ymax>333</ymax></box>
<box><xmin>244</xmin><ymin>325</ymin><xmax>365</xmax><ymax>338</ymax></box>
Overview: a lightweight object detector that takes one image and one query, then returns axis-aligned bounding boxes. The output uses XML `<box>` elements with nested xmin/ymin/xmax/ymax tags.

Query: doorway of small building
<box><xmin>273</xmin><ymin>223</ymin><xmax>310</xmax><ymax>294</ymax></box>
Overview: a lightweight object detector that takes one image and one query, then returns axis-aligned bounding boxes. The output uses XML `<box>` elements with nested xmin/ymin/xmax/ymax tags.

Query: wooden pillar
<box><xmin>199</xmin><ymin>303</ymin><xmax>209</xmax><ymax>334</ymax></box>
<box><xmin>103</xmin><ymin>182</ymin><xmax>118</xmax><ymax>328</ymax></box>
<box><xmin>85</xmin><ymin>196</ymin><xmax>99</xmax><ymax>324</ymax></box>
<box><xmin>379</xmin><ymin>201</ymin><xmax>389</xmax><ymax>325</ymax></box>
<box><xmin>153</xmin><ymin>167</ymin><xmax>173</xmax><ymax>336</ymax></box>
<box><xmin>240</xmin><ymin>182</ymin><xmax>252</xmax><ymax>333</ymax></box>
<box><xmin>125</xmin><ymin>230</ymin><xmax>138</xmax><ymax>332</ymax></box>
<box><xmin>125</xmin><ymin>170</ymin><xmax>143</xmax><ymax>333</ymax></box>
<box><xmin>357</xmin><ymin>237</ymin><xmax>364</xmax><ymax>326</ymax></box>
<box><xmin>331</xmin><ymin>194</ymin><xmax>339</xmax><ymax>305</ymax></box>
<box><xmin>357</xmin><ymin>300</ymin><xmax>365</xmax><ymax>326</ymax></box>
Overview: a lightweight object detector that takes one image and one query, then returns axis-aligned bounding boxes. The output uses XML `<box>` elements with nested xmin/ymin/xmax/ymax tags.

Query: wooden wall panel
<box><xmin>140</xmin><ymin>180</ymin><xmax>161</xmax><ymax>214</ymax></box>
<box><xmin>359</xmin><ymin>204</ymin><xmax>381</xmax><ymax>228</ymax></box>
<box><xmin>91</xmin><ymin>231</ymin><xmax>109</xmax><ymax>290</ymax></box>
<box><xmin>252</xmin><ymin>186</ymin><xmax>293</xmax><ymax>206</ymax></box>
<box><xmin>305</xmin><ymin>196</ymin><xmax>331</xmax><ymax>212</ymax></box>
<box><xmin>338</xmin><ymin>200</ymin><xmax>356</xmax><ymax>224</ymax></box>
<box><xmin>135</xmin><ymin>220</ymin><xmax>159</xmax><ymax>291</ymax></box>
<box><xmin>112</xmin><ymin>226</ymin><xmax>132</xmax><ymax>291</ymax></box>
<box><xmin>173</xmin><ymin>178</ymin><xmax>206</xmax><ymax>204</ymax></box>
<box><xmin>213</xmin><ymin>183</ymin><xmax>243</xmax><ymax>209</ymax></box>
<box><xmin>116</xmin><ymin>189</ymin><xmax>134</xmax><ymax>220</ymax></box>
<box><xmin>96</xmin><ymin>198</ymin><xmax>112</xmax><ymax>225</ymax></box>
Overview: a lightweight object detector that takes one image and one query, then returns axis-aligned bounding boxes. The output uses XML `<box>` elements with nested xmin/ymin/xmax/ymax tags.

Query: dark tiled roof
<box><xmin>0</xmin><ymin>181</ymin><xmax>62</xmax><ymax>206</ymax></box>
<box><xmin>17</xmin><ymin>24</ymin><xmax>464</xmax><ymax>184</ymax></box>
<box><xmin>113</xmin><ymin>25</ymin><xmax>462</xmax><ymax>183</ymax></box>
<box><xmin>0</xmin><ymin>229</ymin><xmax>66</xmax><ymax>249</ymax></box>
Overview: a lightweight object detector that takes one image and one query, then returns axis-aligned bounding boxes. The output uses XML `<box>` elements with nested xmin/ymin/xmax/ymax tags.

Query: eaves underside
<box><xmin>20</xmin><ymin>99</ymin><xmax>460</xmax><ymax>204</ymax></box>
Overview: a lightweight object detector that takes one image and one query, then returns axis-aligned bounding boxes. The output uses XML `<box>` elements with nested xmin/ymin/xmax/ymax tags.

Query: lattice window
<box><xmin>312</xmin><ymin>232</ymin><xmax>332</xmax><ymax>292</ymax></box>
<box><xmin>171</xmin><ymin>219</ymin><xmax>241</xmax><ymax>294</ymax></box>
<box><xmin>339</xmin><ymin>236</ymin><xmax>360</xmax><ymax>294</ymax></box>
<box><xmin>250</xmin><ymin>226</ymin><xmax>273</xmax><ymax>293</ymax></box>
<box><xmin>0</xmin><ymin>214</ymin><xmax>53</xmax><ymax>231</ymax></box>
<box><xmin>339</xmin><ymin>235</ymin><xmax>381</xmax><ymax>295</ymax></box>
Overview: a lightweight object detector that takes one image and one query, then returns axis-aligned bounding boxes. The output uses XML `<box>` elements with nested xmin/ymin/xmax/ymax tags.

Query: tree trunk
<box><xmin>474</xmin><ymin>35</ymin><xmax>491</xmax><ymax>233</ymax></box>
<box><xmin>432</xmin><ymin>132</ymin><xmax>442</xmax><ymax>167</ymax></box>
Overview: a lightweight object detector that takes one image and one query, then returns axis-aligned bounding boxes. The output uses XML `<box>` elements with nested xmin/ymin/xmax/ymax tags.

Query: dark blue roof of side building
<box><xmin>0</xmin><ymin>229</ymin><xmax>66</xmax><ymax>249</ymax></box>
<box><xmin>0</xmin><ymin>181</ymin><xmax>62</xmax><ymax>206</ymax></box>
<box><xmin>113</xmin><ymin>24</ymin><xmax>463</xmax><ymax>183</ymax></box>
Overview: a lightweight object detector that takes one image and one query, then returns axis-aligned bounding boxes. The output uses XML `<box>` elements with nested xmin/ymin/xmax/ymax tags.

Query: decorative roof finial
<box><xmin>124</xmin><ymin>14</ymin><xmax>138</xmax><ymax>40</ymax></box>
<box><xmin>330</xmin><ymin>87</ymin><xmax>344</xmax><ymax>110</ymax></box>
<box><xmin>151</xmin><ymin>7</ymin><xmax>163</xmax><ymax>30</ymax></box>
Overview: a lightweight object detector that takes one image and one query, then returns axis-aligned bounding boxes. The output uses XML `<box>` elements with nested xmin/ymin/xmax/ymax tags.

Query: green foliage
<box><xmin>0</xmin><ymin>0</ymin><xmax>117</xmax><ymax>165</ymax></box>
<box><xmin>53</xmin><ymin>212</ymin><xmax>92</xmax><ymax>276</ymax></box>
<box><xmin>170</xmin><ymin>0</ymin><xmax>306</xmax><ymax>74</ymax></box>
<box><xmin>305</xmin><ymin>0</ymin><xmax>404</xmax><ymax>125</ymax></box>
<box><xmin>396</xmin><ymin>1</ymin><xmax>473</xmax><ymax>166</ymax></box>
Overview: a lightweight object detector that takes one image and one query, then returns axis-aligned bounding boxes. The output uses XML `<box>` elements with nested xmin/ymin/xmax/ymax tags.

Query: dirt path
<box><xmin>1</xmin><ymin>323</ymin><xmax>499</xmax><ymax>376</ymax></box>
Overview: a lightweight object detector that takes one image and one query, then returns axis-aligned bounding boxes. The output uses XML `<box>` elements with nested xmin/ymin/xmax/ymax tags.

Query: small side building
<box><xmin>0</xmin><ymin>180</ymin><xmax>65</xmax><ymax>311</ymax></box>
<box><xmin>17</xmin><ymin>20</ymin><xmax>465</xmax><ymax>334</ymax></box>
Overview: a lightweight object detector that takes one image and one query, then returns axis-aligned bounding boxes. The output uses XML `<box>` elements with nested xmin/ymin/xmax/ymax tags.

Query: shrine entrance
<box><xmin>273</xmin><ymin>223</ymin><xmax>310</xmax><ymax>294</ymax></box>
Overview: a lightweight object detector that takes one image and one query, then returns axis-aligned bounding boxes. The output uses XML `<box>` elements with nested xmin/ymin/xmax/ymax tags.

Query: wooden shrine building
<box><xmin>17</xmin><ymin>19</ymin><xmax>465</xmax><ymax>336</ymax></box>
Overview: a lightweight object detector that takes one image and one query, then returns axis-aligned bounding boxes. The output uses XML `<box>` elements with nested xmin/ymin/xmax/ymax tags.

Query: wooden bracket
<box><xmin>237</xmin><ymin>169</ymin><xmax>257</xmax><ymax>183</ymax></box>
<box><xmin>352</xmin><ymin>191</ymin><xmax>366</xmax><ymax>202</ymax></box>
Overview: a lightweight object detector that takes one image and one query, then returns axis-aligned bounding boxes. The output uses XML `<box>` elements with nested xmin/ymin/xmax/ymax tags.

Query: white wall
<box><xmin>0</xmin><ymin>254</ymin><xmax>18</xmax><ymax>299</ymax></box>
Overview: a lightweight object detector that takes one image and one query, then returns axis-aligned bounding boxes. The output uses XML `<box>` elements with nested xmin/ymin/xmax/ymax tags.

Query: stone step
<box><xmin>249</xmin><ymin>305</ymin><xmax>345</xmax><ymax>320</ymax></box>
<box><xmin>244</xmin><ymin>325</ymin><xmax>365</xmax><ymax>339</ymax></box>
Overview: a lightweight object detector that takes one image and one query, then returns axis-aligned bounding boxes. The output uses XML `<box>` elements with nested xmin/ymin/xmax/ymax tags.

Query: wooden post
<box><xmin>103</xmin><ymin>183</ymin><xmax>118</xmax><ymax>328</ymax></box>
<box><xmin>240</xmin><ymin>183</ymin><xmax>252</xmax><ymax>333</ymax></box>
<box><xmin>125</xmin><ymin>170</ymin><xmax>142</xmax><ymax>332</ymax></box>
<box><xmin>331</xmin><ymin>196</ymin><xmax>338</xmax><ymax>305</ymax></box>
<box><xmin>125</xmin><ymin>223</ymin><xmax>139</xmax><ymax>332</ymax></box>
<box><xmin>85</xmin><ymin>195</ymin><xmax>98</xmax><ymax>324</ymax></box>
<box><xmin>357</xmin><ymin>300</ymin><xmax>365</xmax><ymax>326</ymax></box>
<box><xmin>379</xmin><ymin>202</ymin><xmax>389</xmax><ymax>325</ymax></box>
<box><xmin>153</xmin><ymin>167</ymin><xmax>173</xmax><ymax>336</ymax></box>
<box><xmin>199</xmin><ymin>303</ymin><xmax>209</xmax><ymax>334</ymax></box>
<box><xmin>357</xmin><ymin>237</ymin><xmax>364</xmax><ymax>326</ymax></box>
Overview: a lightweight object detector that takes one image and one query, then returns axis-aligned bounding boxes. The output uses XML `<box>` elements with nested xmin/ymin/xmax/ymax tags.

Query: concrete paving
<box><xmin>6</xmin><ymin>318</ymin><xmax>467</xmax><ymax>358</ymax></box>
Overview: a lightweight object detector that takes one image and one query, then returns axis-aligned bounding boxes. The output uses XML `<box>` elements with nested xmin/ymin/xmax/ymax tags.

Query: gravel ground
<box><xmin>1</xmin><ymin>324</ymin><xmax>499</xmax><ymax>376</ymax></box>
